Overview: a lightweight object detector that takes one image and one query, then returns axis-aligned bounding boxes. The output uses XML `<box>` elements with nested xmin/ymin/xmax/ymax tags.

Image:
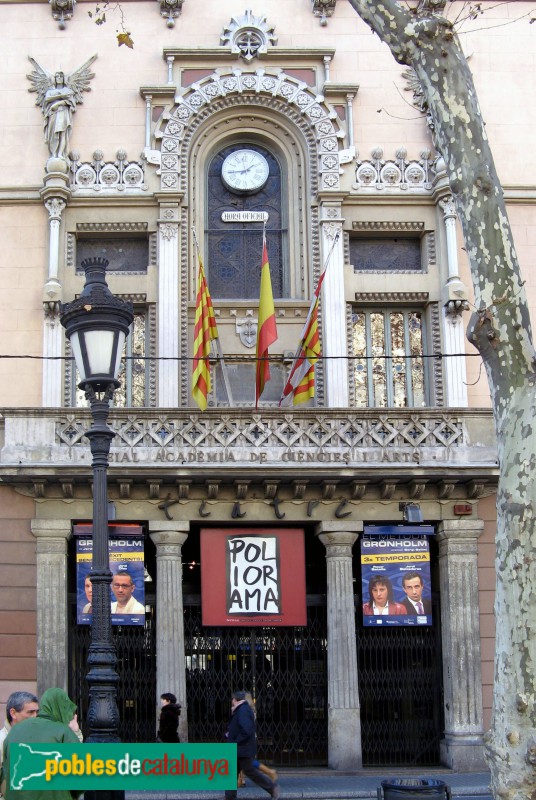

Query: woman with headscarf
<box><xmin>0</xmin><ymin>688</ymin><xmax>82</xmax><ymax>800</ymax></box>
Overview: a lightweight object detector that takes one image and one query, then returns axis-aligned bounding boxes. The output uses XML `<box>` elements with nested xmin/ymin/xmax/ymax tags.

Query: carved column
<box><xmin>30</xmin><ymin>519</ymin><xmax>72</xmax><ymax>694</ymax></box>
<box><xmin>157</xmin><ymin>206</ymin><xmax>180</xmax><ymax>407</ymax></box>
<box><xmin>319</xmin><ymin>212</ymin><xmax>348</xmax><ymax>407</ymax></box>
<box><xmin>439</xmin><ymin>194</ymin><xmax>469</xmax><ymax>407</ymax></box>
<box><xmin>437</xmin><ymin>519</ymin><xmax>487</xmax><ymax>769</ymax></box>
<box><xmin>42</xmin><ymin>197</ymin><xmax>66</xmax><ymax>407</ymax></box>
<box><xmin>316</xmin><ymin>521</ymin><xmax>363</xmax><ymax>769</ymax></box>
<box><xmin>149</xmin><ymin>521</ymin><xmax>189</xmax><ymax>742</ymax></box>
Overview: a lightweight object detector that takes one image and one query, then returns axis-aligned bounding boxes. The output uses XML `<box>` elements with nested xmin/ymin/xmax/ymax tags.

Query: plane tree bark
<box><xmin>346</xmin><ymin>2</ymin><xmax>536</xmax><ymax>799</ymax></box>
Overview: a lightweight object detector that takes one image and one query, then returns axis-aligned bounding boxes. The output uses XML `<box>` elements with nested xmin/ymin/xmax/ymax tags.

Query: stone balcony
<box><xmin>0</xmin><ymin>407</ymin><xmax>498</xmax><ymax>505</ymax></box>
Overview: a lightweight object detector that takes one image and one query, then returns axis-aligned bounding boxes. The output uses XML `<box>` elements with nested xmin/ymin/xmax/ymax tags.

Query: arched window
<box><xmin>206</xmin><ymin>143</ymin><xmax>287</xmax><ymax>299</ymax></box>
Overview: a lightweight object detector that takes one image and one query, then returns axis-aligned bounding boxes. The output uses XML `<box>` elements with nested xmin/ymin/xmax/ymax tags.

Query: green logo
<box><xmin>9</xmin><ymin>743</ymin><xmax>236</xmax><ymax>790</ymax></box>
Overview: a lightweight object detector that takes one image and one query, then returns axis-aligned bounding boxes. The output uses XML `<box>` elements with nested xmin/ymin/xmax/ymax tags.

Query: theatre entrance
<box><xmin>183</xmin><ymin>598</ymin><xmax>328</xmax><ymax>766</ymax></box>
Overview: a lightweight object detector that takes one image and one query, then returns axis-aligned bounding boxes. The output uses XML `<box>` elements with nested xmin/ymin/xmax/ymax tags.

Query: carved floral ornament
<box><xmin>220</xmin><ymin>10</ymin><xmax>277</xmax><ymax>62</ymax></box>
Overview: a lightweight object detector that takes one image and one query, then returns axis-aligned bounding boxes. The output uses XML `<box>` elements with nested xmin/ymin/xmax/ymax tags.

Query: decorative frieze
<box><xmin>69</xmin><ymin>150</ymin><xmax>146</xmax><ymax>192</ymax></box>
<box><xmin>353</xmin><ymin>147</ymin><xmax>434</xmax><ymax>192</ymax></box>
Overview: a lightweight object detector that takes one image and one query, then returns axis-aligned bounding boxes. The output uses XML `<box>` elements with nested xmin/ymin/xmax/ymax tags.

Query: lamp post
<box><xmin>61</xmin><ymin>257</ymin><xmax>133</xmax><ymax>747</ymax></box>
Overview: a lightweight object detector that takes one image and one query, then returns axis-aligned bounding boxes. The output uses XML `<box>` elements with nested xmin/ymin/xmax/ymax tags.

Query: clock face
<box><xmin>221</xmin><ymin>149</ymin><xmax>270</xmax><ymax>194</ymax></box>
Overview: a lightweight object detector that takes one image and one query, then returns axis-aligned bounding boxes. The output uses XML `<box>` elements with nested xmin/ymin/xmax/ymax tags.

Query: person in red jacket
<box><xmin>362</xmin><ymin>575</ymin><xmax>406</xmax><ymax>616</ymax></box>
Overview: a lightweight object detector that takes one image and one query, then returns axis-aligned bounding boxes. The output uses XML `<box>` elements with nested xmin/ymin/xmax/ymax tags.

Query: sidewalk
<box><xmin>127</xmin><ymin>768</ymin><xmax>492</xmax><ymax>800</ymax></box>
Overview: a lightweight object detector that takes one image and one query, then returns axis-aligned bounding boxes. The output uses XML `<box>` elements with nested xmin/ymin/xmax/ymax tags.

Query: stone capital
<box><xmin>315</xmin><ymin>521</ymin><xmax>362</xmax><ymax>557</ymax></box>
<box><xmin>149</xmin><ymin>521</ymin><xmax>189</xmax><ymax>551</ymax></box>
<box><xmin>31</xmin><ymin>519</ymin><xmax>72</xmax><ymax>553</ymax></box>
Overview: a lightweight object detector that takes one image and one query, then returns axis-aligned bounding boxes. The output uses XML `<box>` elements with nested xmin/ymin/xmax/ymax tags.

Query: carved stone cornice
<box><xmin>352</xmin><ymin>221</ymin><xmax>425</xmax><ymax>232</ymax></box>
<box><xmin>355</xmin><ymin>292</ymin><xmax>429</xmax><ymax>303</ymax></box>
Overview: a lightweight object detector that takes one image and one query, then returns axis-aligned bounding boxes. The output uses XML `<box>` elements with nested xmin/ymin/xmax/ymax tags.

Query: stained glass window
<box><xmin>206</xmin><ymin>144</ymin><xmax>287</xmax><ymax>299</ymax></box>
<box><xmin>352</xmin><ymin>308</ymin><xmax>428</xmax><ymax>408</ymax></box>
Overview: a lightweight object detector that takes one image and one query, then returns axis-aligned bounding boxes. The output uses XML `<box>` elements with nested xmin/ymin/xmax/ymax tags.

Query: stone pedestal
<box><xmin>316</xmin><ymin>521</ymin><xmax>363</xmax><ymax>769</ymax></box>
<box><xmin>149</xmin><ymin>521</ymin><xmax>189</xmax><ymax>742</ymax></box>
<box><xmin>437</xmin><ymin>519</ymin><xmax>487</xmax><ymax>770</ymax></box>
<box><xmin>31</xmin><ymin>519</ymin><xmax>72</xmax><ymax>694</ymax></box>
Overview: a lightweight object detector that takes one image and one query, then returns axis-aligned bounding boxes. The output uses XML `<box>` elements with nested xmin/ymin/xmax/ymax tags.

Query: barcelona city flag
<box><xmin>192</xmin><ymin>254</ymin><xmax>219</xmax><ymax>410</ymax></box>
<box><xmin>279</xmin><ymin>261</ymin><xmax>328</xmax><ymax>407</ymax></box>
<box><xmin>255</xmin><ymin>235</ymin><xmax>278</xmax><ymax>407</ymax></box>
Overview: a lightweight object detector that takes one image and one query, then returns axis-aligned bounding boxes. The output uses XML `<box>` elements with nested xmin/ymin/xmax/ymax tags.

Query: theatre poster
<box><xmin>75</xmin><ymin>523</ymin><xmax>145</xmax><ymax>626</ymax></box>
<box><xmin>200</xmin><ymin>528</ymin><xmax>306</xmax><ymax>626</ymax></box>
<box><xmin>361</xmin><ymin>525</ymin><xmax>434</xmax><ymax>627</ymax></box>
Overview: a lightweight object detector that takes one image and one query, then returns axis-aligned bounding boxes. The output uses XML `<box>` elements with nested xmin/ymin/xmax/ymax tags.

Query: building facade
<box><xmin>1</xmin><ymin>0</ymin><xmax>534</xmax><ymax>771</ymax></box>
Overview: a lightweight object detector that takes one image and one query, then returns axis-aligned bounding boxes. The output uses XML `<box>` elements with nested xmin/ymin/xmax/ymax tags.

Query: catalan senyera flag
<box><xmin>255</xmin><ymin>235</ymin><xmax>278</xmax><ymax>407</ymax></box>
<box><xmin>192</xmin><ymin>254</ymin><xmax>219</xmax><ymax>411</ymax></box>
<box><xmin>279</xmin><ymin>263</ymin><xmax>328</xmax><ymax>407</ymax></box>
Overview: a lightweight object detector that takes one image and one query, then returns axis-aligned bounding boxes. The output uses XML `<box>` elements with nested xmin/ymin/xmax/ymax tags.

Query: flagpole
<box><xmin>279</xmin><ymin>229</ymin><xmax>340</xmax><ymax>406</ymax></box>
<box><xmin>192</xmin><ymin>228</ymin><xmax>234</xmax><ymax>407</ymax></box>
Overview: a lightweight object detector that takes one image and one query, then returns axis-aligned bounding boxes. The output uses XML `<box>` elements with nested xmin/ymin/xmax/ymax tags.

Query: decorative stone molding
<box><xmin>5</xmin><ymin>408</ymin><xmax>495</xmax><ymax>480</ymax></box>
<box><xmin>69</xmin><ymin>149</ymin><xmax>146</xmax><ymax>192</ymax></box>
<box><xmin>354</xmin><ymin>292</ymin><xmax>429</xmax><ymax>303</ymax></box>
<box><xmin>312</xmin><ymin>0</ymin><xmax>337</xmax><ymax>26</ymax></box>
<box><xmin>220</xmin><ymin>10</ymin><xmax>277</xmax><ymax>62</ymax></box>
<box><xmin>352</xmin><ymin>221</ymin><xmax>425</xmax><ymax>232</ymax></box>
<box><xmin>154</xmin><ymin>69</ymin><xmax>344</xmax><ymax>194</ymax></box>
<box><xmin>353</xmin><ymin>148</ymin><xmax>434</xmax><ymax>192</ymax></box>
<box><xmin>159</xmin><ymin>0</ymin><xmax>184</xmax><ymax>28</ymax></box>
<box><xmin>50</xmin><ymin>0</ymin><xmax>76</xmax><ymax>29</ymax></box>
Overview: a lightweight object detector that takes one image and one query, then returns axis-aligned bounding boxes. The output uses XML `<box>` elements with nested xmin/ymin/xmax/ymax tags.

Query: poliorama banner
<box><xmin>200</xmin><ymin>528</ymin><xmax>307</xmax><ymax>626</ymax></box>
<box><xmin>361</xmin><ymin>525</ymin><xmax>434</xmax><ymax>627</ymax></box>
<box><xmin>7</xmin><ymin>743</ymin><xmax>236</xmax><ymax>791</ymax></box>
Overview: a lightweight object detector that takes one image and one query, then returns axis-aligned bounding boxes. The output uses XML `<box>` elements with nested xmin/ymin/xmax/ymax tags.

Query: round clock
<box><xmin>221</xmin><ymin>149</ymin><xmax>270</xmax><ymax>194</ymax></box>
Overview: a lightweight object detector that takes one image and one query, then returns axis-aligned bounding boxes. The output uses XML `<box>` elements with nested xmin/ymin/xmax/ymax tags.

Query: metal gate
<box><xmin>68</xmin><ymin>600</ymin><xmax>157</xmax><ymax>743</ymax></box>
<box><xmin>184</xmin><ymin>597</ymin><xmax>327</xmax><ymax>766</ymax></box>
<box><xmin>356</xmin><ymin>605</ymin><xmax>444</xmax><ymax>767</ymax></box>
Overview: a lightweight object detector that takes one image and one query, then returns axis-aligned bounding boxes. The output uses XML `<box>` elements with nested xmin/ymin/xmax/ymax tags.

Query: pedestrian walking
<box><xmin>224</xmin><ymin>690</ymin><xmax>280</xmax><ymax>800</ymax></box>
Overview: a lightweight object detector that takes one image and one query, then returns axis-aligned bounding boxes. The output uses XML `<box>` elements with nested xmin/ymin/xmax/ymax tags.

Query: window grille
<box><xmin>352</xmin><ymin>308</ymin><xmax>429</xmax><ymax>408</ymax></box>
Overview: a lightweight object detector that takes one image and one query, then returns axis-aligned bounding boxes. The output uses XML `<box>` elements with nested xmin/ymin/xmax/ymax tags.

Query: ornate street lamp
<box><xmin>61</xmin><ymin>257</ymin><xmax>133</xmax><ymax>745</ymax></box>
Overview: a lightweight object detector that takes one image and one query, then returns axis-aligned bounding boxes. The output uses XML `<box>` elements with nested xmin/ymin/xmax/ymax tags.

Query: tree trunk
<box><xmin>347</xmin><ymin>3</ymin><xmax>536</xmax><ymax>798</ymax></box>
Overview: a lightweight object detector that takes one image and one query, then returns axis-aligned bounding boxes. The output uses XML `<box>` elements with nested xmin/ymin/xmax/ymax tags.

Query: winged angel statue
<box><xmin>27</xmin><ymin>55</ymin><xmax>97</xmax><ymax>161</ymax></box>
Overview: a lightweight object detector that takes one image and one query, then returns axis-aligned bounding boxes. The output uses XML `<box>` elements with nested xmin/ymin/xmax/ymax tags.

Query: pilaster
<box><xmin>438</xmin><ymin>193</ymin><xmax>469</xmax><ymax>407</ymax></box>
<box><xmin>157</xmin><ymin>205</ymin><xmax>180</xmax><ymax>407</ymax></box>
<box><xmin>319</xmin><ymin>209</ymin><xmax>348</xmax><ymax>407</ymax></box>
<box><xmin>437</xmin><ymin>519</ymin><xmax>487</xmax><ymax>769</ymax></box>
<box><xmin>316</xmin><ymin>521</ymin><xmax>363</xmax><ymax>769</ymax></box>
<box><xmin>149</xmin><ymin>521</ymin><xmax>189</xmax><ymax>742</ymax></box>
<box><xmin>42</xmin><ymin>193</ymin><xmax>68</xmax><ymax>407</ymax></box>
<box><xmin>30</xmin><ymin>519</ymin><xmax>72</xmax><ymax>694</ymax></box>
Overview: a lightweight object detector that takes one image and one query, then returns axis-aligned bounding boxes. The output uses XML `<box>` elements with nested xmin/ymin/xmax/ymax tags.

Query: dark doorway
<box><xmin>355</xmin><ymin>534</ymin><xmax>444</xmax><ymax>766</ymax></box>
<box><xmin>183</xmin><ymin>527</ymin><xmax>328</xmax><ymax>766</ymax></box>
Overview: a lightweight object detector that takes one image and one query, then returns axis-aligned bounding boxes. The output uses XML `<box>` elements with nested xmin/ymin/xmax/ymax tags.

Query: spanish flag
<box><xmin>255</xmin><ymin>234</ymin><xmax>278</xmax><ymax>407</ymax></box>
<box><xmin>192</xmin><ymin>254</ymin><xmax>219</xmax><ymax>410</ymax></box>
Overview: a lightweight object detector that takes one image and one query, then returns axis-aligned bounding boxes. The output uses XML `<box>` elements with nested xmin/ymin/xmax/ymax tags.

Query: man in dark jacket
<box><xmin>224</xmin><ymin>690</ymin><xmax>279</xmax><ymax>800</ymax></box>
